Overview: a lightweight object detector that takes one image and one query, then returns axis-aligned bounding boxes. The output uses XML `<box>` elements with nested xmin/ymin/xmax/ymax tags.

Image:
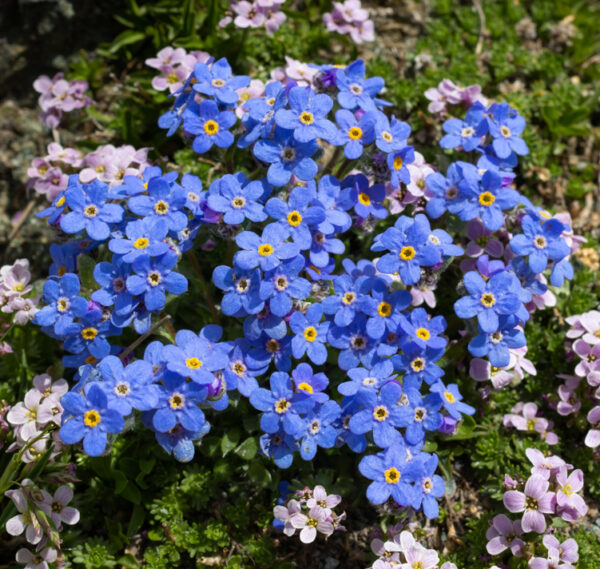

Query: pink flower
<box><xmin>15</xmin><ymin>547</ymin><xmax>58</xmax><ymax>569</ymax></box>
<box><xmin>284</xmin><ymin>57</ymin><xmax>318</xmax><ymax>86</ymax></box>
<box><xmin>525</xmin><ymin>448</ymin><xmax>565</xmax><ymax>480</ymax></box>
<box><xmin>306</xmin><ymin>485</ymin><xmax>341</xmax><ymax>515</ymax></box>
<box><xmin>235</xmin><ymin>79</ymin><xmax>265</xmax><ymax>118</ymax></box>
<box><xmin>6</xmin><ymin>390</ymin><xmax>43</xmax><ymax>440</ymax></box>
<box><xmin>555</xmin><ymin>468</ymin><xmax>587</xmax><ymax>521</ymax></box>
<box><xmin>584</xmin><ymin>406</ymin><xmax>600</xmax><ymax>448</ymax></box>
<box><xmin>401</xmin><ymin>544</ymin><xmax>439</xmax><ymax>569</ymax></box>
<box><xmin>529</xmin><ymin>548</ymin><xmax>572</xmax><ymax>569</ymax></box>
<box><xmin>8</xmin><ymin>296</ymin><xmax>39</xmax><ymax>324</ymax></box>
<box><xmin>503</xmin><ymin>474</ymin><xmax>556</xmax><ymax>533</ymax></box>
<box><xmin>409</xmin><ymin>285</ymin><xmax>437</xmax><ymax>308</ymax></box>
<box><xmin>45</xmin><ymin>142</ymin><xmax>83</xmax><ymax>167</ymax></box>
<box><xmin>273</xmin><ymin>498</ymin><xmax>302</xmax><ymax>536</ymax></box>
<box><xmin>542</xmin><ymin>535</ymin><xmax>578</xmax><ymax>565</ymax></box>
<box><xmin>556</xmin><ymin>377</ymin><xmax>581</xmax><ymax>416</ymax></box>
<box><xmin>5</xmin><ymin>484</ymin><xmax>50</xmax><ymax>544</ymax></box>
<box><xmin>463</xmin><ymin>219</ymin><xmax>504</xmax><ymax>259</ymax></box>
<box><xmin>289</xmin><ymin>506</ymin><xmax>334</xmax><ymax>543</ymax></box>
<box><xmin>41</xmin><ymin>485</ymin><xmax>80</xmax><ymax>530</ymax></box>
<box><xmin>573</xmin><ymin>339</ymin><xmax>600</xmax><ymax>377</ymax></box>
<box><xmin>32</xmin><ymin>374</ymin><xmax>68</xmax><ymax>402</ymax></box>
<box><xmin>485</xmin><ymin>514</ymin><xmax>525</xmax><ymax>556</ymax></box>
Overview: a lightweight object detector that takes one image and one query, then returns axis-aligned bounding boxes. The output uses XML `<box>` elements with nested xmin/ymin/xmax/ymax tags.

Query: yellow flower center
<box><xmin>211</xmin><ymin>78</ymin><xmax>225</xmax><ymax>88</ymax></box>
<box><xmin>444</xmin><ymin>391</ymin><xmax>456</xmax><ymax>403</ymax></box>
<box><xmin>563</xmin><ymin>484</ymin><xmax>574</xmax><ymax>496</ymax></box>
<box><xmin>81</xmin><ymin>327</ymin><xmax>98</xmax><ymax>340</ymax></box>
<box><xmin>154</xmin><ymin>200</ymin><xmax>169</xmax><ymax>215</ymax></box>
<box><xmin>115</xmin><ymin>383</ymin><xmax>129</xmax><ymax>395</ymax></box>
<box><xmin>204</xmin><ymin>120</ymin><xmax>219</xmax><ymax>135</ymax></box>
<box><xmin>299</xmin><ymin>111</ymin><xmax>314</xmax><ymax>125</ymax></box>
<box><xmin>83</xmin><ymin>410</ymin><xmax>101</xmax><ymax>427</ymax></box>
<box><xmin>358</xmin><ymin>192</ymin><xmax>371</xmax><ymax>206</ymax></box>
<box><xmin>416</xmin><ymin>327</ymin><xmax>430</xmax><ymax>340</ymax></box>
<box><xmin>399</xmin><ymin>246</ymin><xmax>416</xmax><ymax>260</ymax></box>
<box><xmin>479</xmin><ymin>191</ymin><xmax>496</xmax><ymax>207</ymax></box>
<box><xmin>297</xmin><ymin>382</ymin><xmax>313</xmax><ymax>394</ymax></box>
<box><xmin>56</xmin><ymin>196</ymin><xmax>65</xmax><ymax>207</ymax></box>
<box><xmin>185</xmin><ymin>357</ymin><xmax>202</xmax><ymax>369</ymax></box>
<box><xmin>304</xmin><ymin>326</ymin><xmax>318</xmax><ymax>342</ymax></box>
<box><xmin>274</xmin><ymin>398</ymin><xmax>291</xmax><ymax>414</ymax></box>
<box><xmin>373</xmin><ymin>405</ymin><xmax>389</xmax><ymax>422</ymax></box>
<box><xmin>393</xmin><ymin>156</ymin><xmax>403</xmax><ymax>170</ymax></box>
<box><xmin>258</xmin><ymin>244</ymin><xmax>274</xmax><ymax>256</ymax></box>
<box><xmin>266</xmin><ymin>339</ymin><xmax>280</xmax><ymax>353</ymax></box>
<box><xmin>480</xmin><ymin>292</ymin><xmax>496</xmax><ymax>307</ymax></box>
<box><xmin>348</xmin><ymin>126</ymin><xmax>363</xmax><ymax>140</ymax></box>
<box><xmin>384</xmin><ymin>467</ymin><xmax>400</xmax><ymax>484</ymax></box>
<box><xmin>287</xmin><ymin>211</ymin><xmax>303</xmax><ymax>227</ymax></box>
<box><xmin>232</xmin><ymin>362</ymin><xmax>246</xmax><ymax>375</ymax></box>
<box><xmin>169</xmin><ymin>393</ymin><xmax>184</xmax><ymax>409</ymax></box>
<box><xmin>84</xmin><ymin>355</ymin><xmax>98</xmax><ymax>365</ymax></box>
<box><xmin>147</xmin><ymin>271</ymin><xmax>162</xmax><ymax>286</ymax></box>
<box><xmin>84</xmin><ymin>205</ymin><xmax>98</xmax><ymax>218</ymax></box>
<box><xmin>342</xmin><ymin>292</ymin><xmax>356</xmax><ymax>305</ymax></box>
<box><xmin>500</xmin><ymin>125</ymin><xmax>511</xmax><ymax>137</ymax></box>
<box><xmin>134</xmin><ymin>237</ymin><xmax>149</xmax><ymax>249</ymax></box>
<box><xmin>377</xmin><ymin>302</ymin><xmax>391</xmax><ymax>317</ymax></box>
<box><xmin>534</xmin><ymin>236</ymin><xmax>547</xmax><ymax>249</ymax></box>
<box><xmin>167</xmin><ymin>73</ymin><xmax>178</xmax><ymax>84</ymax></box>
<box><xmin>411</xmin><ymin>357</ymin><xmax>425</xmax><ymax>371</ymax></box>
<box><xmin>57</xmin><ymin>297</ymin><xmax>69</xmax><ymax>313</ymax></box>
<box><xmin>382</xmin><ymin>131</ymin><xmax>393</xmax><ymax>142</ymax></box>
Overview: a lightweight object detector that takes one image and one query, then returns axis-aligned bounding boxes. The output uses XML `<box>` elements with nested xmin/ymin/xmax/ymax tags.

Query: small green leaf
<box><xmin>247</xmin><ymin>461</ymin><xmax>272</xmax><ymax>488</ymax></box>
<box><xmin>78</xmin><ymin>254</ymin><xmax>96</xmax><ymax>290</ymax></box>
<box><xmin>221</xmin><ymin>428</ymin><xmax>241</xmax><ymax>456</ymax></box>
<box><xmin>235</xmin><ymin>437</ymin><xmax>258</xmax><ymax>460</ymax></box>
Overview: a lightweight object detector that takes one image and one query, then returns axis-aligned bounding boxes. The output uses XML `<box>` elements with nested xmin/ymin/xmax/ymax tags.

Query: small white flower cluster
<box><xmin>0</xmin><ymin>260</ymin><xmax>40</xmax><ymax>332</ymax></box>
<box><xmin>273</xmin><ymin>484</ymin><xmax>345</xmax><ymax>543</ymax></box>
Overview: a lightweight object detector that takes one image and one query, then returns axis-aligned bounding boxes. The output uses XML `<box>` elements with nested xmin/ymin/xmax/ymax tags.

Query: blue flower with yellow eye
<box><xmin>247</xmin><ymin>333</ymin><xmax>293</xmax><ymax>372</ymax></box>
<box><xmin>386</xmin><ymin>146</ymin><xmax>414</xmax><ymax>188</ymax></box>
<box><xmin>234</xmin><ymin>224</ymin><xmax>299</xmax><ymax>271</ymax></box>
<box><xmin>289</xmin><ymin>303</ymin><xmax>330</xmax><ymax>365</ymax></box>
<box><xmin>108</xmin><ymin>218</ymin><xmax>170</xmax><ymax>263</ymax></box>
<box><xmin>183</xmin><ymin>100</ymin><xmax>236</xmax><ymax>154</ymax></box>
<box><xmin>487</xmin><ymin>102</ymin><xmax>528</xmax><ymax>159</ymax></box>
<box><xmin>334</xmin><ymin>110</ymin><xmax>376</xmax><ymax>159</ymax></box>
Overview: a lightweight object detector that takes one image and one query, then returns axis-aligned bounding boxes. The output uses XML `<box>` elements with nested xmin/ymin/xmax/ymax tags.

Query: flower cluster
<box><xmin>0</xmin><ymin>259</ymin><xmax>40</xmax><ymax>352</ymax></box>
<box><xmin>367</xmin><ymin>527</ymin><xmax>458</xmax><ymax>569</ymax></box>
<box><xmin>146</xmin><ymin>47</ymin><xmax>212</xmax><ymax>94</ymax></box>
<box><xmin>424</xmin><ymin>78</ymin><xmax>488</xmax><ymax>116</ymax></box>
<box><xmin>503</xmin><ymin>402</ymin><xmax>558</xmax><ymax>445</ymax></box>
<box><xmin>33</xmin><ymin>72</ymin><xmax>92</xmax><ymax>128</ymax></box>
<box><xmin>28</xmin><ymin>143</ymin><xmax>151</xmax><ymax>202</ymax></box>
<box><xmin>486</xmin><ymin>448</ymin><xmax>584</xmax><ymax>567</ymax></box>
<box><xmin>322</xmin><ymin>0</ymin><xmax>374</xmax><ymax>44</ymax></box>
<box><xmin>273</xmin><ymin>484</ymin><xmax>345</xmax><ymax>543</ymax></box>
<box><xmin>219</xmin><ymin>0</ymin><xmax>287</xmax><ymax>35</ymax></box>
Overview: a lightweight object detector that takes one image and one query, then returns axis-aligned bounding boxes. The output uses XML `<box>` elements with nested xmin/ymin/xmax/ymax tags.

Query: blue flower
<box><xmin>239</xmin><ymin>81</ymin><xmax>287</xmax><ymax>147</ymax></box>
<box><xmin>374</xmin><ymin>113</ymin><xmax>411</xmax><ymax>153</ymax></box>
<box><xmin>289</xmin><ymin>303</ymin><xmax>330</xmax><ymax>364</ymax></box>
<box><xmin>440</xmin><ymin>104</ymin><xmax>488</xmax><ymax>152</ymax></box>
<box><xmin>97</xmin><ymin>356</ymin><xmax>160</xmax><ymax>415</ymax></box>
<box><xmin>392</xmin><ymin>342</ymin><xmax>445</xmax><ymax>389</ymax></box>
<box><xmin>298</xmin><ymin>401</ymin><xmax>341</xmax><ymax>460</ymax></box>
<box><xmin>358</xmin><ymin>443</ymin><xmax>421</xmax><ymax>506</ymax></box>
<box><xmin>34</xmin><ymin>273</ymin><xmax>88</xmax><ymax>335</ymax></box>
<box><xmin>37</xmin><ymin>189</ymin><xmax>68</xmax><ymax>224</ymax></box>
<box><xmin>265</xmin><ymin>186</ymin><xmax>325</xmax><ymax>250</ymax></box>
<box><xmin>430</xmin><ymin>382</ymin><xmax>475</xmax><ymax>419</ymax></box>
<box><xmin>425</xmin><ymin>161</ymin><xmax>478</xmax><ymax>219</ymax></box>
<box><xmin>192</xmin><ymin>57</ymin><xmax>250</xmax><ymax>105</ymax></box>
<box><xmin>550</xmin><ymin>258</ymin><xmax>573</xmax><ymax>287</ymax></box>
<box><xmin>48</xmin><ymin>243</ymin><xmax>78</xmax><ymax>277</ymax></box>
<box><xmin>396</xmin><ymin>388</ymin><xmax>443</xmax><ymax>446</ymax></box>
<box><xmin>108</xmin><ymin>218</ymin><xmax>170</xmax><ymax>263</ymax></box>
<box><xmin>334</xmin><ymin>110</ymin><xmax>376</xmax><ymax>159</ymax></box>
<box><xmin>342</xmin><ymin>174</ymin><xmax>387</xmax><ymax>219</ymax></box>
<box><xmin>314</xmin><ymin>175</ymin><xmax>353</xmax><ymax>234</ymax></box>
<box><xmin>222</xmin><ymin>343</ymin><xmax>259</xmax><ymax>397</ymax></box>
<box><xmin>275</xmin><ymin>86</ymin><xmax>336</xmax><ymax>143</ymax></box>
<box><xmin>60</xmin><ymin>383</ymin><xmax>125</xmax><ymax>456</ymax></box>
<box><xmin>386</xmin><ymin>146</ymin><xmax>415</xmax><ymax>187</ymax></box>
<box><xmin>348</xmin><ymin>381</ymin><xmax>405</xmax><ymax>448</ymax></box>
<box><xmin>182</xmin><ymin>99</ymin><xmax>236</xmax><ymax>154</ymax></box>
<box><xmin>151</xmin><ymin>372</ymin><xmax>208</xmax><ymax>433</ymax></box>
<box><xmin>321</xmin><ymin>274</ymin><xmax>371</xmax><ymax>327</ymax></box>
<box><xmin>365</xmin><ymin>285</ymin><xmax>410</xmax><ymax>341</ymax></box>
<box><xmin>247</xmin><ymin>334</ymin><xmax>292</xmax><ymax>372</ymax></box>
<box><xmin>309</xmin><ymin>229</ymin><xmax>345</xmax><ymax>268</ymax></box>
<box><xmin>60</xmin><ymin>180</ymin><xmax>124</xmax><ymax>241</ymax></box>
<box><xmin>509</xmin><ymin>213</ymin><xmax>570</xmax><ymax>274</ymax></box>
<box><xmin>335</xmin><ymin>60</ymin><xmax>385</xmax><ymax>112</ymax></box>
<box><xmin>372</xmin><ymin>214</ymin><xmax>441</xmax><ymax>285</ymax></box>
<box><xmin>128</xmin><ymin>177</ymin><xmax>188</xmax><ymax>232</ymax></box>
<box><xmin>338</xmin><ymin>360</ymin><xmax>396</xmax><ymax>398</ymax></box>
<box><xmin>397</xmin><ymin>307</ymin><xmax>447</xmax><ymax>350</ymax></box>
<box><xmin>126</xmin><ymin>251</ymin><xmax>188</xmax><ymax>312</ymax></box>
<box><xmin>213</xmin><ymin>266</ymin><xmax>264</xmax><ymax>316</ymax></box>
<box><xmin>259</xmin><ymin>255</ymin><xmax>312</xmax><ymax>317</ymax></box>
<box><xmin>234</xmin><ymin>223</ymin><xmax>299</xmax><ymax>271</ymax></box>
<box><xmin>487</xmin><ymin>102</ymin><xmax>528</xmax><ymax>159</ymax></box>
<box><xmin>328</xmin><ymin>314</ymin><xmax>378</xmax><ymax>370</ymax></box>
<box><xmin>250</xmin><ymin>371</ymin><xmax>314</xmax><ymax>436</ymax></box>
<box><xmin>206</xmin><ymin>174</ymin><xmax>267</xmax><ymax>225</ymax></box>
<box><xmin>290</xmin><ymin>363</ymin><xmax>329</xmax><ymax>403</ymax></box>
<box><xmin>243</xmin><ymin>306</ymin><xmax>287</xmax><ymax>341</ymax></box>
<box><xmin>337</xmin><ymin>399</ymin><xmax>367</xmax><ymax>453</ymax></box>
<box><xmin>468</xmin><ymin>314</ymin><xmax>527</xmax><ymax>367</ymax></box>
<box><xmin>260</xmin><ymin>429</ymin><xmax>298</xmax><ymax>469</ymax></box>
<box><xmin>459</xmin><ymin>170</ymin><xmax>520</xmax><ymax>231</ymax></box>
<box><xmin>162</xmin><ymin>328</ymin><xmax>230</xmax><ymax>385</ymax></box>
<box><xmin>91</xmin><ymin>259</ymin><xmax>135</xmax><ymax>319</ymax></box>
<box><xmin>253</xmin><ymin>128</ymin><xmax>319</xmax><ymax>186</ymax></box>
<box><xmin>454</xmin><ymin>270</ymin><xmax>522</xmax><ymax>333</ymax></box>
<box><xmin>412</xmin><ymin>454</ymin><xmax>445</xmax><ymax>519</ymax></box>
<box><xmin>181</xmin><ymin>173</ymin><xmax>205</xmax><ymax>216</ymax></box>
<box><xmin>63</xmin><ymin>310</ymin><xmax>118</xmax><ymax>360</ymax></box>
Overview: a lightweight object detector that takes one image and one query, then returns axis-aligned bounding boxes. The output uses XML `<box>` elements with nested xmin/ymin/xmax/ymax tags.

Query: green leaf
<box><xmin>127</xmin><ymin>504</ymin><xmax>146</xmax><ymax>537</ymax></box>
<box><xmin>247</xmin><ymin>461</ymin><xmax>272</xmax><ymax>488</ymax></box>
<box><xmin>221</xmin><ymin>428</ymin><xmax>241</xmax><ymax>456</ymax></box>
<box><xmin>78</xmin><ymin>254</ymin><xmax>97</xmax><ymax>291</ymax></box>
<box><xmin>107</xmin><ymin>30</ymin><xmax>146</xmax><ymax>54</ymax></box>
<box><xmin>235</xmin><ymin>437</ymin><xmax>258</xmax><ymax>460</ymax></box>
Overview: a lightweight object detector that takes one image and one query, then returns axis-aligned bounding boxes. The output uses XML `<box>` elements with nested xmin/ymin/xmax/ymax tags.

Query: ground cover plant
<box><xmin>0</xmin><ymin>0</ymin><xmax>599</xmax><ymax>568</ymax></box>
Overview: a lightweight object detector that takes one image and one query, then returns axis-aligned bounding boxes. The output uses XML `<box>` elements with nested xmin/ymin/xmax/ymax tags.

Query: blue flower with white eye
<box><xmin>468</xmin><ymin>314</ymin><xmax>526</xmax><ymax>367</ymax></box>
<box><xmin>335</xmin><ymin>60</ymin><xmax>385</xmax><ymax>112</ymax></box>
<box><xmin>440</xmin><ymin>104</ymin><xmax>488</xmax><ymax>152</ymax></box>
<box><xmin>298</xmin><ymin>400</ymin><xmax>341</xmax><ymax>460</ymax></box>
<box><xmin>386</xmin><ymin>146</ymin><xmax>414</xmax><ymax>188</ymax></box>
<box><xmin>260</xmin><ymin>429</ymin><xmax>298</xmax><ymax>469</ymax></box>
<box><xmin>234</xmin><ymin>223</ymin><xmax>299</xmax><ymax>271</ymax></box>
<box><xmin>334</xmin><ymin>110</ymin><xmax>376</xmax><ymax>159</ymax></box>
<box><xmin>338</xmin><ymin>359</ymin><xmax>396</xmax><ymax>398</ymax></box>
<box><xmin>239</xmin><ymin>81</ymin><xmax>287</xmax><ymax>147</ymax></box>
<box><xmin>206</xmin><ymin>174</ymin><xmax>266</xmax><ymax>225</ymax></box>
<box><xmin>289</xmin><ymin>304</ymin><xmax>330</xmax><ymax>365</ymax></box>
<box><xmin>374</xmin><ymin>113</ymin><xmax>411</xmax><ymax>153</ymax></box>
<box><xmin>192</xmin><ymin>57</ymin><xmax>250</xmax><ymax>105</ymax></box>
<box><xmin>509</xmin><ymin>213</ymin><xmax>570</xmax><ymax>274</ymax></box>
<box><xmin>250</xmin><ymin>371</ymin><xmax>314</xmax><ymax>436</ymax></box>
<box><xmin>358</xmin><ymin>441</ymin><xmax>422</xmax><ymax>507</ymax></box>
<box><xmin>60</xmin><ymin>180</ymin><xmax>124</xmax><ymax>241</ymax></box>
<box><xmin>396</xmin><ymin>388</ymin><xmax>443</xmax><ymax>446</ymax></box>
<box><xmin>328</xmin><ymin>314</ymin><xmax>378</xmax><ymax>370</ymax></box>
<box><xmin>97</xmin><ymin>356</ymin><xmax>160</xmax><ymax>415</ymax></box>
<box><xmin>430</xmin><ymin>382</ymin><xmax>475</xmax><ymax>419</ymax></box>
<box><xmin>128</xmin><ymin>176</ymin><xmax>188</xmax><ymax>232</ymax></box>
<box><xmin>34</xmin><ymin>273</ymin><xmax>88</xmax><ymax>335</ymax></box>
<box><xmin>309</xmin><ymin>229</ymin><xmax>345</xmax><ymax>269</ymax></box>
<box><xmin>60</xmin><ymin>383</ymin><xmax>124</xmax><ymax>456</ymax></box>
<box><xmin>182</xmin><ymin>99</ymin><xmax>236</xmax><ymax>154</ymax></box>
<box><xmin>275</xmin><ymin>86</ymin><xmax>337</xmax><ymax>143</ymax></box>
<box><xmin>342</xmin><ymin>174</ymin><xmax>387</xmax><ymax>220</ymax></box>
<box><xmin>428</xmin><ymin>228</ymin><xmax>464</xmax><ymax>258</ymax></box>
<box><xmin>487</xmin><ymin>102</ymin><xmax>528</xmax><ymax>159</ymax></box>
<box><xmin>372</xmin><ymin>214</ymin><xmax>441</xmax><ymax>285</ymax></box>
<box><xmin>254</xmin><ymin>128</ymin><xmax>319</xmax><ymax>187</ymax></box>
<box><xmin>162</xmin><ymin>328</ymin><xmax>230</xmax><ymax>385</ymax></box>
<box><xmin>91</xmin><ymin>259</ymin><xmax>135</xmax><ymax>318</ymax></box>
<box><xmin>223</xmin><ymin>342</ymin><xmax>260</xmax><ymax>397</ymax></box>
<box><xmin>425</xmin><ymin>161</ymin><xmax>478</xmax><ymax>219</ymax></box>
<box><xmin>459</xmin><ymin>169</ymin><xmax>520</xmax><ymax>231</ymax></box>
<box><xmin>247</xmin><ymin>334</ymin><xmax>292</xmax><ymax>373</ymax></box>
<box><xmin>213</xmin><ymin>266</ymin><xmax>264</xmax><ymax>316</ymax></box>
<box><xmin>151</xmin><ymin>372</ymin><xmax>208</xmax><ymax>433</ymax></box>
<box><xmin>126</xmin><ymin>251</ymin><xmax>188</xmax><ymax>312</ymax></box>
<box><xmin>454</xmin><ymin>269</ymin><xmax>522</xmax><ymax>333</ymax></box>
<box><xmin>412</xmin><ymin>454</ymin><xmax>445</xmax><ymax>519</ymax></box>
<box><xmin>265</xmin><ymin>185</ymin><xmax>325</xmax><ymax>250</ymax></box>
<box><xmin>108</xmin><ymin>218</ymin><xmax>170</xmax><ymax>263</ymax></box>
<box><xmin>259</xmin><ymin>256</ymin><xmax>312</xmax><ymax>317</ymax></box>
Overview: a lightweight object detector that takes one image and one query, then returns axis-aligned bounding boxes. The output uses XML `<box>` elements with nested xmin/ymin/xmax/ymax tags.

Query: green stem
<box><xmin>119</xmin><ymin>315</ymin><xmax>172</xmax><ymax>361</ymax></box>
